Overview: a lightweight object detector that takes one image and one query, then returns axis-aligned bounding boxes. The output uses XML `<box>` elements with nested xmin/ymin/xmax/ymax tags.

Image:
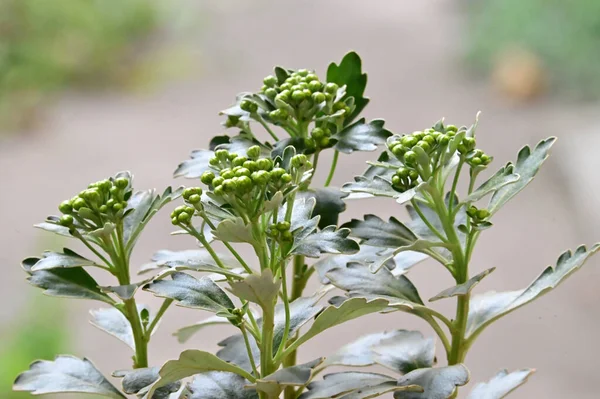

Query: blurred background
<box><xmin>1</xmin><ymin>0</ymin><xmax>599</xmax><ymax>398</ymax></box>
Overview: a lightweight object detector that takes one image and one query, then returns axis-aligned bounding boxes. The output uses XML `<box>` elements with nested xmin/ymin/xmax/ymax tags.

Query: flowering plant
<box><xmin>14</xmin><ymin>52</ymin><xmax>596</xmax><ymax>399</ymax></box>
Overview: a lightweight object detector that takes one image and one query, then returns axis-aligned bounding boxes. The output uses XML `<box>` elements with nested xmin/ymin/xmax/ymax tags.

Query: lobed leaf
<box><xmin>327</xmin><ymin>51</ymin><xmax>370</xmax><ymax>123</ymax></box>
<box><xmin>14</xmin><ymin>355</ymin><xmax>125</xmax><ymax>398</ymax></box>
<box><xmin>394</xmin><ymin>365</ymin><xmax>470</xmax><ymax>399</ymax></box>
<box><xmin>332</xmin><ymin>119</ymin><xmax>392</xmax><ymax>154</ymax></box>
<box><xmin>213</xmin><ymin>217</ymin><xmax>256</xmax><ymax>244</ymax></box>
<box><xmin>466</xmin><ymin>244</ymin><xmax>600</xmax><ymax>339</ymax></box>
<box><xmin>371</xmin><ymin>330</ymin><xmax>436</xmax><ymax>374</ymax></box>
<box><xmin>254</xmin><ymin>359</ymin><xmax>324</xmax><ymax>398</ymax></box>
<box><xmin>90</xmin><ymin>305</ymin><xmax>151</xmax><ymax>350</ymax></box>
<box><xmin>229</xmin><ymin>269</ymin><xmax>280</xmax><ymax>309</ymax></box>
<box><xmin>30</xmin><ymin>249</ymin><xmax>98</xmax><ymax>271</ymax></box>
<box><xmin>467</xmin><ymin>369</ymin><xmax>535</xmax><ymax>399</ymax></box>
<box><xmin>187</xmin><ymin>372</ymin><xmax>257</xmax><ymax>399</ymax></box>
<box><xmin>300</xmin><ymin>372</ymin><xmax>420</xmax><ymax>399</ymax></box>
<box><xmin>465</xmin><ymin>165</ymin><xmax>520</xmax><ymax>203</ymax></box>
<box><xmin>429</xmin><ymin>268</ymin><xmax>495</xmax><ymax>302</ymax></box>
<box><xmin>174</xmin><ymin>315</ymin><xmax>230</xmax><ymax>344</ymax></box>
<box><xmin>114</xmin><ymin>367</ymin><xmax>181</xmax><ymax>399</ymax></box>
<box><xmin>292</xmin><ymin>225</ymin><xmax>360</xmax><ymax>258</ymax></box>
<box><xmin>297</xmin><ymin>187</ymin><xmax>348</xmax><ymax>229</ymax></box>
<box><xmin>343</xmin><ymin>215</ymin><xmax>418</xmax><ymax>249</ymax></box>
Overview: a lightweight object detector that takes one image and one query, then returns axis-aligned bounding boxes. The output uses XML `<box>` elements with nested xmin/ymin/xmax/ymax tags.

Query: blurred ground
<box><xmin>1</xmin><ymin>1</ymin><xmax>599</xmax><ymax>398</ymax></box>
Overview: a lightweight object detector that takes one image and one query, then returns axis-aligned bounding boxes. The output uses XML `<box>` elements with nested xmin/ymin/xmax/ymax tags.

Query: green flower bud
<box><xmin>256</xmin><ymin>158</ymin><xmax>273</xmax><ymax>171</ymax></box>
<box><xmin>403</xmin><ymin>151</ymin><xmax>417</xmax><ymax>165</ymax></box>
<box><xmin>224</xmin><ymin>115</ymin><xmax>240</xmax><ymax>128</ymax></box>
<box><xmin>222</xmin><ymin>179</ymin><xmax>237</xmax><ymax>193</ymax></box>
<box><xmin>59</xmin><ymin>200</ymin><xmax>73</xmax><ymax>214</ymax></box>
<box><xmin>271</xmin><ymin>168</ymin><xmax>286</xmax><ymax>179</ymax></box>
<box><xmin>59</xmin><ymin>215</ymin><xmax>74</xmax><ymax>226</ymax></box>
<box><xmin>401</xmin><ymin>135</ymin><xmax>419</xmax><ymax>148</ymax></box>
<box><xmin>437</xmin><ymin>134</ymin><xmax>451</xmax><ymax>145</ymax></box>
<box><xmin>236</xmin><ymin>176</ymin><xmax>253</xmax><ymax>193</ymax></box>
<box><xmin>423</xmin><ymin>134</ymin><xmax>436</xmax><ymax>145</ymax></box>
<box><xmin>291</xmin><ymin>90</ymin><xmax>306</xmax><ymax>102</ymax></box>
<box><xmin>408</xmin><ymin>170</ymin><xmax>419</xmax><ymax>180</ymax></box>
<box><xmin>333</xmin><ymin>101</ymin><xmax>345</xmax><ymax>111</ymax></box>
<box><xmin>211</xmin><ymin>176</ymin><xmax>225</xmax><ymax>187</ymax></box>
<box><xmin>477</xmin><ymin>209</ymin><xmax>490</xmax><ymax>220</ymax></box>
<box><xmin>281</xmin><ymin>230</ymin><xmax>293</xmax><ymax>241</ymax></box>
<box><xmin>276</xmin><ymin>221</ymin><xmax>291</xmax><ymax>231</ymax></box>
<box><xmin>171</xmin><ymin>217</ymin><xmax>179</xmax><ymax>225</ymax></box>
<box><xmin>221</xmin><ymin>170</ymin><xmax>235</xmax><ymax>180</ymax></box>
<box><xmin>177</xmin><ymin>212</ymin><xmax>191</xmax><ymax>224</ymax></box>
<box><xmin>235</xmin><ymin>167</ymin><xmax>251</xmax><ymax>177</ymax></box>
<box><xmin>240</xmin><ymin>99</ymin><xmax>258</xmax><ymax>113</ymax></box>
<box><xmin>416</xmin><ymin>140</ymin><xmax>431</xmax><ymax>152</ymax></box>
<box><xmin>106</xmin><ymin>199</ymin><xmax>115</xmax><ymax>208</ymax></box>
<box><xmin>269</xmin><ymin>109</ymin><xmax>288</xmax><ymax>121</ymax></box>
<box><xmin>297</xmin><ymin>69</ymin><xmax>309</xmax><ymax>77</ymax></box>
<box><xmin>467</xmin><ymin>206</ymin><xmax>477</xmax><ymax>217</ymax></box>
<box><xmin>412</xmin><ymin>131</ymin><xmax>425</xmax><ymax>140</ymax></box>
<box><xmin>213</xmin><ymin>185</ymin><xmax>224</xmax><ymax>196</ymax></box>
<box><xmin>325</xmin><ymin>82</ymin><xmax>339</xmax><ymax>94</ymax></box>
<box><xmin>209</xmin><ymin>157</ymin><xmax>220</xmax><ymax>166</ymax></box>
<box><xmin>392</xmin><ymin>175</ymin><xmax>401</xmax><ymax>186</ymax></box>
<box><xmin>183</xmin><ymin>187</ymin><xmax>203</xmax><ymax>200</ymax></box>
<box><xmin>201</xmin><ymin>171</ymin><xmax>216</xmax><ymax>185</ymax></box>
<box><xmin>246</xmin><ymin>145</ymin><xmax>261</xmax><ymax>159</ymax></box>
<box><xmin>113</xmin><ymin>203</ymin><xmax>123</xmax><ymax>212</ymax></box>
<box><xmin>392</xmin><ymin>145</ymin><xmax>408</xmax><ymax>158</ymax></box>
<box><xmin>186</xmin><ymin>194</ymin><xmax>200</xmax><ymax>204</ymax></box>
<box><xmin>311</xmin><ymin>127</ymin><xmax>325</xmax><ymax>139</ymax></box>
<box><xmin>470</xmin><ymin>157</ymin><xmax>482</xmax><ymax>166</ymax></box>
<box><xmin>265</xmin><ymin>88</ymin><xmax>278</xmax><ymax>99</ymax></box>
<box><xmin>305</xmin><ymin>73</ymin><xmax>318</xmax><ymax>82</ymax></box>
<box><xmin>280</xmin><ymin>82</ymin><xmax>292</xmax><ymax>91</ymax></box>
<box><xmin>311</xmin><ymin>92</ymin><xmax>326</xmax><ymax>104</ymax></box>
<box><xmin>243</xmin><ymin>160</ymin><xmax>259</xmax><ymax>172</ymax></box>
<box><xmin>263</xmin><ymin>75</ymin><xmax>277</xmax><ymax>87</ymax></box>
<box><xmin>228</xmin><ymin>156</ymin><xmax>245</xmax><ymax>167</ymax></box>
<box><xmin>251</xmin><ymin>170</ymin><xmax>271</xmax><ymax>185</ymax></box>
<box><xmin>308</xmin><ymin>80</ymin><xmax>323</xmax><ymax>92</ymax></box>
<box><xmin>318</xmin><ymin>137</ymin><xmax>330</xmax><ymax>148</ymax></box>
<box><xmin>115</xmin><ymin>177</ymin><xmax>129</xmax><ymax>189</ymax></box>
<box><xmin>446</xmin><ymin>124</ymin><xmax>458</xmax><ymax>132</ymax></box>
<box><xmin>73</xmin><ymin>198</ymin><xmax>87</xmax><ymax>210</ymax></box>
<box><xmin>458</xmin><ymin>137</ymin><xmax>476</xmax><ymax>154</ymax></box>
<box><xmin>215</xmin><ymin>149</ymin><xmax>230</xmax><ymax>161</ymax></box>
<box><xmin>99</xmin><ymin>205</ymin><xmax>108</xmax><ymax>213</ymax></box>
<box><xmin>398</xmin><ymin>168</ymin><xmax>410</xmax><ymax>178</ymax></box>
<box><xmin>280</xmin><ymin>173</ymin><xmax>292</xmax><ymax>184</ymax></box>
<box><xmin>291</xmin><ymin>154</ymin><xmax>308</xmax><ymax>168</ymax></box>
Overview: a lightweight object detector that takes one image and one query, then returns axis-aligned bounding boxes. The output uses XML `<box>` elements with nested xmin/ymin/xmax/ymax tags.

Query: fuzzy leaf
<box><xmin>300</xmin><ymin>372</ymin><xmax>419</xmax><ymax>399</ymax></box>
<box><xmin>489</xmin><ymin>137</ymin><xmax>556</xmax><ymax>213</ymax></box>
<box><xmin>229</xmin><ymin>269</ymin><xmax>280</xmax><ymax>309</ymax></box>
<box><xmin>35</xmin><ymin>222</ymin><xmax>72</xmax><ymax>237</ymax></box>
<box><xmin>292</xmin><ymin>225</ymin><xmax>359</xmax><ymax>258</ymax></box>
<box><xmin>23</xmin><ymin>258</ymin><xmax>113</xmax><ymax>304</ymax></box>
<box><xmin>343</xmin><ymin>151</ymin><xmax>401</xmax><ymax>199</ymax></box>
<box><xmin>326</xmin><ymin>263</ymin><xmax>423</xmax><ymax>305</ymax></box>
<box><xmin>174</xmin><ymin>149</ymin><xmax>213</xmax><ymax>179</ymax></box>
<box><xmin>343</xmin><ymin>215</ymin><xmax>418</xmax><ymax>248</ymax></box>
<box><xmin>254</xmin><ymin>359</ymin><xmax>324</xmax><ymax>397</ymax></box>
<box><xmin>290</xmin><ymin>298</ymin><xmax>389</xmax><ymax>351</ymax></box>
<box><xmin>30</xmin><ymin>249</ymin><xmax>98</xmax><ymax>271</ymax></box>
<box><xmin>141</xmin><ymin>249</ymin><xmax>241</xmax><ymax>276</ymax></box>
<box><xmin>333</xmin><ymin>119</ymin><xmax>392</xmax><ymax>154</ymax></box>
<box><xmin>90</xmin><ymin>305</ymin><xmax>151</xmax><ymax>350</ymax></box>
<box><xmin>114</xmin><ymin>367</ymin><xmax>181</xmax><ymax>399</ymax></box>
<box><xmin>99</xmin><ymin>284</ymin><xmax>140</xmax><ymax>300</ymax></box>
<box><xmin>298</xmin><ymin>188</ymin><xmax>348</xmax><ymax>229</ymax></box>
<box><xmin>213</xmin><ymin>217</ymin><xmax>256</xmax><ymax>244</ymax></box>
<box><xmin>466</xmin><ymin>244</ymin><xmax>600</xmax><ymax>339</ymax></box>
<box><xmin>429</xmin><ymin>268</ymin><xmax>495</xmax><ymax>302</ymax></box>
<box><xmin>145</xmin><ymin>272</ymin><xmax>234</xmax><ymax>312</ymax></box>
<box><xmin>468</xmin><ymin>369</ymin><xmax>535</xmax><ymax>399</ymax></box>
<box><xmin>147</xmin><ymin>350</ymin><xmax>253</xmax><ymax>398</ymax></box>
<box><xmin>465</xmin><ymin>165</ymin><xmax>520</xmax><ymax>203</ymax></box>
<box><xmin>314</xmin><ymin>245</ymin><xmax>395</xmax><ymax>283</ymax></box>
<box><xmin>216</xmin><ymin>334</ymin><xmax>260</xmax><ymax>372</ymax></box>
<box><xmin>174</xmin><ymin>315</ymin><xmax>230</xmax><ymax>343</ymax></box>
<box><xmin>324</xmin><ymin>330</ymin><xmax>409</xmax><ymax>368</ymax></box>
<box><xmin>14</xmin><ymin>356</ymin><xmax>125</xmax><ymax>398</ymax></box>
<box><xmin>187</xmin><ymin>372</ymin><xmax>257</xmax><ymax>399</ymax></box>
<box><xmin>394</xmin><ymin>365</ymin><xmax>470</xmax><ymax>399</ymax></box>
<box><xmin>327</xmin><ymin>51</ymin><xmax>369</xmax><ymax>123</ymax></box>
<box><xmin>371</xmin><ymin>330</ymin><xmax>435</xmax><ymax>374</ymax></box>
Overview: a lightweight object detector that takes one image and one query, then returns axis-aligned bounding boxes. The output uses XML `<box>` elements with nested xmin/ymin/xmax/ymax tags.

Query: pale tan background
<box><xmin>1</xmin><ymin>1</ymin><xmax>599</xmax><ymax>398</ymax></box>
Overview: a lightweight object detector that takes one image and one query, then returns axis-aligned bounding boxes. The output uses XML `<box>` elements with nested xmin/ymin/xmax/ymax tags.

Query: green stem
<box><xmin>240</xmin><ymin>324</ymin><xmax>259</xmax><ymax>377</ymax></box>
<box><xmin>260</xmin><ymin>306</ymin><xmax>276</xmax><ymax>378</ymax></box>
<box><xmin>145</xmin><ymin>299</ymin><xmax>173</xmax><ymax>339</ymax></box>
<box><xmin>200</xmin><ymin>215</ymin><xmax>253</xmax><ymax>274</ymax></box>
<box><xmin>324</xmin><ymin>150</ymin><xmax>339</xmax><ymax>187</ymax></box>
<box><xmin>275</xmin><ymin>258</ymin><xmax>291</xmax><ymax>359</ymax></box>
<box><xmin>448</xmin><ymin>159</ymin><xmax>464</xmax><ymax>212</ymax></box>
<box><xmin>257</xmin><ymin>116</ymin><xmax>280</xmax><ymax>141</ymax></box>
<box><xmin>410</xmin><ymin>199</ymin><xmax>448</xmax><ymax>243</ymax></box>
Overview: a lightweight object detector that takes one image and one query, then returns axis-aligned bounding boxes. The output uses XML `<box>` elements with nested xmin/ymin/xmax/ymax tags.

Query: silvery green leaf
<box><xmin>326</xmin><ymin>263</ymin><xmax>423</xmax><ymax>305</ymax></box>
<box><xmin>324</xmin><ymin>330</ymin><xmax>408</xmax><ymax>368</ymax></box>
<box><xmin>13</xmin><ymin>355</ymin><xmax>125</xmax><ymax>398</ymax></box>
<box><xmin>35</xmin><ymin>221</ymin><xmax>72</xmax><ymax>237</ymax></box>
<box><xmin>332</xmin><ymin>119</ymin><xmax>392</xmax><ymax>154</ymax></box>
<box><xmin>467</xmin><ymin>369</ymin><xmax>535</xmax><ymax>399</ymax></box>
<box><xmin>213</xmin><ymin>217</ymin><xmax>256</xmax><ymax>244</ymax></box>
<box><xmin>371</xmin><ymin>330</ymin><xmax>435</xmax><ymax>374</ymax></box>
<box><xmin>30</xmin><ymin>248</ymin><xmax>98</xmax><ymax>271</ymax></box>
<box><xmin>273</xmin><ymin>294</ymin><xmax>324</xmax><ymax>351</ymax></box>
<box><xmin>327</xmin><ymin>51</ymin><xmax>369</xmax><ymax>123</ymax></box>
<box><xmin>392</xmin><ymin>251</ymin><xmax>429</xmax><ymax>276</ymax></box>
<box><xmin>141</xmin><ymin>249</ymin><xmax>241</xmax><ymax>275</ymax></box>
<box><xmin>145</xmin><ymin>272</ymin><xmax>234</xmax><ymax>312</ymax></box>
<box><xmin>290</xmin><ymin>298</ymin><xmax>389</xmax><ymax>351</ymax></box>
<box><xmin>314</xmin><ymin>245</ymin><xmax>396</xmax><ymax>284</ymax></box>
<box><xmin>342</xmin><ymin>151</ymin><xmax>402</xmax><ymax>199</ymax></box>
<box><xmin>229</xmin><ymin>269</ymin><xmax>280</xmax><ymax>309</ymax></box>
<box><xmin>292</xmin><ymin>225</ymin><xmax>360</xmax><ymax>258</ymax></box>
<box><xmin>90</xmin><ymin>305</ymin><xmax>151</xmax><ymax>350</ymax></box>
<box><xmin>489</xmin><ymin>137</ymin><xmax>556</xmax><ymax>213</ymax></box>
<box><xmin>87</xmin><ymin>222</ymin><xmax>116</xmax><ymax>240</ymax></box>
<box><xmin>100</xmin><ymin>284</ymin><xmax>140</xmax><ymax>300</ymax></box>
<box><xmin>343</xmin><ymin>215</ymin><xmax>418</xmax><ymax>249</ymax></box>
<box><xmin>114</xmin><ymin>367</ymin><xmax>181</xmax><ymax>399</ymax></box>
<box><xmin>174</xmin><ymin>315</ymin><xmax>229</xmax><ymax>343</ymax></box>
<box><xmin>174</xmin><ymin>149</ymin><xmax>214</xmax><ymax>179</ymax></box>
<box><xmin>261</xmin><ymin>191</ymin><xmax>284</xmax><ymax>213</ymax></box>
<box><xmin>297</xmin><ymin>187</ymin><xmax>348</xmax><ymax>229</ymax></box>
<box><xmin>254</xmin><ymin>359</ymin><xmax>324</xmax><ymax>397</ymax></box>
<box><xmin>429</xmin><ymin>268</ymin><xmax>495</xmax><ymax>302</ymax></box>
<box><xmin>394</xmin><ymin>365</ymin><xmax>470</xmax><ymax>399</ymax></box>
<box><xmin>214</xmin><ymin>134</ymin><xmax>264</xmax><ymax>156</ymax></box>
<box><xmin>187</xmin><ymin>372</ymin><xmax>257</xmax><ymax>399</ymax></box>
<box><xmin>465</xmin><ymin>165</ymin><xmax>520</xmax><ymax>203</ymax></box>
<box><xmin>147</xmin><ymin>350</ymin><xmax>254</xmax><ymax>399</ymax></box>
<box><xmin>23</xmin><ymin>258</ymin><xmax>113</xmax><ymax>304</ymax></box>
<box><xmin>300</xmin><ymin>372</ymin><xmax>418</xmax><ymax>399</ymax></box>
<box><xmin>466</xmin><ymin>244</ymin><xmax>600</xmax><ymax>339</ymax></box>
<box><xmin>216</xmin><ymin>334</ymin><xmax>260</xmax><ymax>372</ymax></box>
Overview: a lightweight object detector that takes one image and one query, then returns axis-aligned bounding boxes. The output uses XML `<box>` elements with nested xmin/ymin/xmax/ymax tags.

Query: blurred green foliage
<box><xmin>0</xmin><ymin>0</ymin><xmax>158</xmax><ymax>130</ymax></box>
<box><xmin>466</xmin><ymin>0</ymin><xmax>600</xmax><ymax>99</ymax></box>
<box><xmin>0</xmin><ymin>293</ymin><xmax>68</xmax><ymax>398</ymax></box>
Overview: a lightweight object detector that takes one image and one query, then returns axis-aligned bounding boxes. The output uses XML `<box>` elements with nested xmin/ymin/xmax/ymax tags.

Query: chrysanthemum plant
<box><xmin>14</xmin><ymin>52</ymin><xmax>598</xmax><ymax>399</ymax></box>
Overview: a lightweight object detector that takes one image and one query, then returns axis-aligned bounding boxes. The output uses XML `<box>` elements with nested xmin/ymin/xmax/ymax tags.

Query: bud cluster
<box><xmin>466</xmin><ymin>205</ymin><xmax>491</xmax><ymax>226</ymax></box>
<box><xmin>267</xmin><ymin>221</ymin><xmax>293</xmax><ymax>242</ymax></box>
<box><xmin>171</xmin><ymin>205</ymin><xmax>196</xmax><ymax>226</ymax></box>
<box><xmin>56</xmin><ymin>176</ymin><xmax>131</xmax><ymax>228</ymax></box>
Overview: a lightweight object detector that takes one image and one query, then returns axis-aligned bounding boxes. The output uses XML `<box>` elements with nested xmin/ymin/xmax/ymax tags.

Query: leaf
<box><xmin>30</xmin><ymin>249</ymin><xmax>98</xmax><ymax>271</ymax></box>
<box><xmin>229</xmin><ymin>269</ymin><xmax>281</xmax><ymax>309</ymax></box>
<box><xmin>174</xmin><ymin>149</ymin><xmax>214</xmax><ymax>179</ymax></box>
<box><xmin>174</xmin><ymin>315</ymin><xmax>230</xmax><ymax>343</ymax></box>
<box><xmin>35</xmin><ymin>221</ymin><xmax>72</xmax><ymax>237</ymax></box>
<box><xmin>343</xmin><ymin>215</ymin><xmax>418</xmax><ymax>248</ymax></box>
<box><xmin>314</xmin><ymin>245</ymin><xmax>395</xmax><ymax>284</ymax></box>
<box><xmin>297</xmin><ymin>188</ymin><xmax>348</xmax><ymax>229</ymax></box>
<box><xmin>466</xmin><ymin>244</ymin><xmax>600</xmax><ymax>339</ymax></box>
<box><xmin>216</xmin><ymin>334</ymin><xmax>260</xmax><ymax>372</ymax></box>
<box><xmin>333</xmin><ymin>119</ymin><xmax>392</xmax><ymax>154</ymax></box>
<box><xmin>213</xmin><ymin>217</ymin><xmax>256</xmax><ymax>244</ymax></box>
<box><xmin>147</xmin><ymin>350</ymin><xmax>253</xmax><ymax>398</ymax></box>
<box><xmin>429</xmin><ymin>268</ymin><xmax>496</xmax><ymax>302</ymax></box>
<box><xmin>343</xmin><ymin>151</ymin><xmax>402</xmax><ymax>199</ymax></box>
<box><xmin>371</xmin><ymin>330</ymin><xmax>436</xmax><ymax>374</ymax></box>
<box><xmin>292</xmin><ymin>225</ymin><xmax>360</xmax><ymax>258</ymax></box>
<box><xmin>23</xmin><ymin>258</ymin><xmax>113</xmax><ymax>304</ymax></box>
<box><xmin>324</xmin><ymin>330</ymin><xmax>409</xmax><ymax>368</ymax></box>
<box><xmin>145</xmin><ymin>272</ymin><xmax>234</xmax><ymax>312</ymax></box>
<box><xmin>141</xmin><ymin>249</ymin><xmax>241</xmax><ymax>275</ymax></box>
<box><xmin>254</xmin><ymin>359</ymin><xmax>324</xmax><ymax>398</ymax></box>
<box><xmin>114</xmin><ymin>367</ymin><xmax>181</xmax><ymax>399</ymax></box>
<box><xmin>489</xmin><ymin>137</ymin><xmax>556</xmax><ymax>213</ymax></box>
<box><xmin>90</xmin><ymin>305</ymin><xmax>151</xmax><ymax>350</ymax></box>
<box><xmin>13</xmin><ymin>355</ymin><xmax>125</xmax><ymax>398</ymax></box>
<box><xmin>300</xmin><ymin>372</ymin><xmax>419</xmax><ymax>399</ymax></box>
<box><xmin>394</xmin><ymin>365</ymin><xmax>470</xmax><ymax>399</ymax></box>
<box><xmin>290</xmin><ymin>298</ymin><xmax>389</xmax><ymax>351</ymax></box>
<box><xmin>273</xmin><ymin>294</ymin><xmax>324</xmax><ymax>352</ymax></box>
<box><xmin>465</xmin><ymin>165</ymin><xmax>520</xmax><ymax>203</ymax></box>
<box><xmin>327</xmin><ymin>51</ymin><xmax>369</xmax><ymax>123</ymax></box>
<box><xmin>187</xmin><ymin>372</ymin><xmax>257</xmax><ymax>399</ymax></box>
<box><xmin>100</xmin><ymin>284</ymin><xmax>140</xmax><ymax>300</ymax></box>
<box><xmin>326</xmin><ymin>262</ymin><xmax>423</xmax><ymax>306</ymax></box>
<box><xmin>468</xmin><ymin>369</ymin><xmax>535</xmax><ymax>399</ymax></box>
